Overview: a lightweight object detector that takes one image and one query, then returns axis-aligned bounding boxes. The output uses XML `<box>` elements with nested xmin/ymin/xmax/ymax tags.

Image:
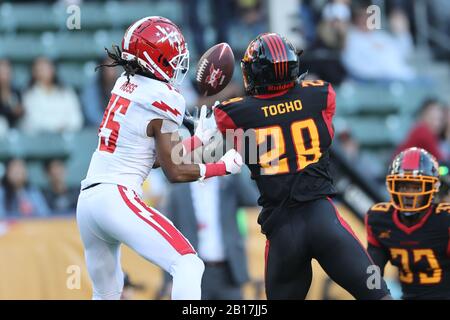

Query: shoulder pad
<box><xmin>435</xmin><ymin>203</ymin><xmax>450</xmax><ymax>214</ymax></box>
<box><xmin>369</xmin><ymin>202</ymin><xmax>392</xmax><ymax>212</ymax></box>
<box><xmin>299</xmin><ymin>79</ymin><xmax>328</xmax><ymax>88</ymax></box>
<box><xmin>220</xmin><ymin>97</ymin><xmax>244</xmax><ymax>107</ymax></box>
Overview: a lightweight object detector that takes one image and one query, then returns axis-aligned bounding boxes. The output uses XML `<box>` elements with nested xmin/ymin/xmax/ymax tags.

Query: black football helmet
<box><xmin>241</xmin><ymin>33</ymin><xmax>302</xmax><ymax>95</ymax></box>
<box><xmin>387</xmin><ymin>147</ymin><xmax>440</xmax><ymax>212</ymax></box>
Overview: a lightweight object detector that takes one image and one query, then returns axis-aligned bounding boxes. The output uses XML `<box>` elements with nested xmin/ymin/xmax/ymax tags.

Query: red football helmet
<box><xmin>121</xmin><ymin>16</ymin><xmax>189</xmax><ymax>85</ymax></box>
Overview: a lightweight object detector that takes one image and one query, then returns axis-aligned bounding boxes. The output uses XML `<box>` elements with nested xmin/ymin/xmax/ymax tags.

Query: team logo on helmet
<box><xmin>155</xmin><ymin>25</ymin><xmax>182</xmax><ymax>48</ymax></box>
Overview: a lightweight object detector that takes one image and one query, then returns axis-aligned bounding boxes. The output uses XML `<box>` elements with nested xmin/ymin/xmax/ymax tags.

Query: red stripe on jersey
<box><xmin>392</xmin><ymin>206</ymin><xmax>433</xmax><ymax>235</ymax></box>
<box><xmin>214</xmin><ymin>107</ymin><xmax>243</xmax><ymax>152</ymax></box>
<box><xmin>401</xmin><ymin>149</ymin><xmax>421</xmax><ymax>170</ymax></box>
<box><xmin>214</xmin><ymin>107</ymin><xmax>238</xmax><ymax>134</ymax></box>
<box><xmin>327</xmin><ymin>197</ymin><xmax>376</xmax><ymax>265</ymax></box>
<box><xmin>118</xmin><ymin>185</ymin><xmax>195</xmax><ymax>255</ymax></box>
<box><xmin>322</xmin><ymin>83</ymin><xmax>336</xmax><ymax>139</ymax></box>
<box><xmin>152</xmin><ymin>100</ymin><xmax>181</xmax><ymax>117</ymax></box>
<box><xmin>254</xmin><ymin>90</ymin><xmax>289</xmax><ymax>99</ymax></box>
<box><xmin>365</xmin><ymin>214</ymin><xmax>382</xmax><ymax>247</ymax></box>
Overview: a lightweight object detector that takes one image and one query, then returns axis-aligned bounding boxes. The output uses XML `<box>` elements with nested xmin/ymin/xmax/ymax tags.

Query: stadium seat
<box><xmin>57</xmin><ymin>62</ymin><xmax>90</xmax><ymax>89</ymax></box>
<box><xmin>0</xmin><ymin>35</ymin><xmax>46</xmax><ymax>62</ymax></box>
<box><xmin>0</xmin><ymin>3</ymin><xmax>58</xmax><ymax>32</ymax></box>
<box><xmin>104</xmin><ymin>1</ymin><xmax>182</xmax><ymax>28</ymax></box>
<box><xmin>71</xmin><ymin>2</ymin><xmax>110</xmax><ymax>30</ymax></box>
<box><xmin>63</xmin><ymin>128</ymin><xmax>98</xmax><ymax>188</ymax></box>
<box><xmin>27</xmin><ymin>161</ymin><xmax>47</xmax><ymax>188</ymax></box>
<box><xmin>340</xmin><ymin>117</ymin><xmax>396</xmax><ymax>148</ymax></box>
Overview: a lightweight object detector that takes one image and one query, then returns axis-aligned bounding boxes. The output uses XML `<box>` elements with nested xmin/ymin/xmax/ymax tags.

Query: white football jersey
<box><xmin>81</xmin><ymin>74</ymin><xmax>185</xmax><ymax>193</ymax></box>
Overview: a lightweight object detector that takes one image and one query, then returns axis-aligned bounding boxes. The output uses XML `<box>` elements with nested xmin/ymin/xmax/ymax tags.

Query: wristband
<box><xmin>198</xmin><ymin>162</ymin><xmax>226</xmax><ymax>180</ymax></box>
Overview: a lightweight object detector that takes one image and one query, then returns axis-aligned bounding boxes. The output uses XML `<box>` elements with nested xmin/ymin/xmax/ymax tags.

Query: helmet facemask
<box><xmin>167</xmin><ymin>44</ymin><xmax>189</xmax><ymax>86</ymax></box>
<box><xmin>386</xmin><ymin>174</ymin><xmax>439</xmax><ymax>212</ymax></box>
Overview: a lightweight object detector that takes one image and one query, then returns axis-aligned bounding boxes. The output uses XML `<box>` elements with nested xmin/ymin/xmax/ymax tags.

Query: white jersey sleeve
<box><xmin>81</xmin><ymin>74</ymin><xmax>186</xmax><ymax>193</ymax></box>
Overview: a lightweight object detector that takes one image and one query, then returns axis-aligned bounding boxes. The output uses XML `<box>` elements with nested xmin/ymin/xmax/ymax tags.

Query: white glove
<box><xmin>194</xmin><ymin>104</ymin><xmax>218</xmax><ymax>145</ymax></box>
<box><xmin>220</xmin><ymin>149</ymin><xmax>243</xmax><ymax>175</ymax></box>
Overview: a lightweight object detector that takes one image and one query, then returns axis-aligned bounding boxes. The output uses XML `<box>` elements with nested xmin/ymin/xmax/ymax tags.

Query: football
<box><xmin>195</xmin><ymin>42</ymin><xmax>235</xmax><ymax>96</ymax></box>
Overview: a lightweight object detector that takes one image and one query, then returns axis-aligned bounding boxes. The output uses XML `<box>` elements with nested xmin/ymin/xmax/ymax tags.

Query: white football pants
<box><xmin>76</xmin><ymin>183</ymin><xmax>204</xmax><ymax>300</ymax></box>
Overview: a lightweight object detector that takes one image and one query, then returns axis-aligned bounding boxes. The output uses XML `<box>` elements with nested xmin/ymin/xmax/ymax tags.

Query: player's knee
<box><xmin>171</xmin><ymin>253</ymin><xmax>204</xmax><ymax>279</ymax></box>
<box><xmin>170</xmin><ymin>254</ymin><xmax>204</xmax><ymax>300</ymax></box>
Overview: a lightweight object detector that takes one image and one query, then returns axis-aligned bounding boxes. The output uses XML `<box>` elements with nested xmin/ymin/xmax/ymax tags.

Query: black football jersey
<box><xmin>366</xmin><ymin>202</ymin><xmax>450</xmax><ymax>299</ymax></box>
<box><xmin>214</xmin><ymin>80</ymin><xmax>337</xmax><ymax>210</ymax></box>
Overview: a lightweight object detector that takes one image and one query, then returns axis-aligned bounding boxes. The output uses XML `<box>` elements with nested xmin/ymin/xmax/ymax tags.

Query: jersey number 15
<box><xmin>98</xmin><ymin>94</ymin><xmax>131</xmax><ymax>153</ymax></box>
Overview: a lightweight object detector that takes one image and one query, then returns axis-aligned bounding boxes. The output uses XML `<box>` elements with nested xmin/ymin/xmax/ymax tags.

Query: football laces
<box><xmin>196</xmin><ymin>58</ymin><xmax>209</xmax><ymax>82</ymax></box>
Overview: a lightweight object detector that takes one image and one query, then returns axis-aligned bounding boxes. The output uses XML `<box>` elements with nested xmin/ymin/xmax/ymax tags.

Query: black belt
<box><xmin>81</xmin><ymin>183</ymin><xmax>101</xmax><ymax>191</ymax></box>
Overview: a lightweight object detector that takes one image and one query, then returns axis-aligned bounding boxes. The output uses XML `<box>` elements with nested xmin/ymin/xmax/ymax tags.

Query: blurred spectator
<box><xmin>439</xmin><ymin>103</ymin><xmax>450</xmax><ymax>161</ymax></box>
<box><xmin>161</xmin><ymin>172</ymin><xmax>259</xmax><ymax>300</ymax></box>
<box><xmin>211</xmin><ymin>0</ymin><xmax>231</xmax><ymax>46</ymax></box>
<box><xmin>395</xmin><ymin>98</ymin><xmax>445</xmax><ymax>160</ymax></box>
<box><xmin>428</xmin><ymin>0</ymin><xmax>450</xmax><ymax>60</ymax></box>
<box><xmin>337</xmin><ymin>129</ymin><xmax>384</xmax><ymax>181</ymax></box>
<box><xmin>308</xmin><ymin>0</ymin><xmax>350</xmax><ymax>84</ymax></box>
<box><xmin>0</xmin><ymin>158</ymin><xmax>49</xmax><ymax>218</ymax></box>
<box><xmin>342</xmin><ymin>4</ymin><xmax>415</xmax><ymax>82</ymax></box>
<box><xmin>81</xmin><ymin>57</ymin><xmax>119</xmax><ymax>127</ymax></box>
<box><xmin>182</xmin><ymin>0</ymin><xmax>206</xmax><ymax>57</ymax></box>
<box><xmin>317</xmin><ymin>0</ymin><xmax>351</xmax><ymax>51</ymax></box>
<box><xmin>235</xmin><ymin>0</ymin><xmax>266</xmax><ymax>36</ymax></box>
<box><xmin>20</xmin><ymin>57</ymin><xmax>83</xmax><ymax>133</ymax></box>
<box><xmin>182</xmin><ymin>0</ymin><xmax>233</xmax><ymax>59</ymax></box>
<box><xmin>0</xmin><ymin>59</ymin><xmax>24</xmax><ymax>134</ymax></box>
<box><xmin>42</xmin><ymin>159</ymin><xmax>78</xmax><ymax>215</ymax></box>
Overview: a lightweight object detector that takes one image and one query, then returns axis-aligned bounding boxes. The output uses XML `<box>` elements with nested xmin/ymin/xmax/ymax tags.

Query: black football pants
<box><xmin>264</xmin><ymin>197</ymin><xmax>390</xmax><ymax>300</ymax></box>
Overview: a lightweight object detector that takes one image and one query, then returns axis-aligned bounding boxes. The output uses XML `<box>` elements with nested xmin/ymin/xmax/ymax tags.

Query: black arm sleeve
<box><xmin>367</xmin><ymin>243</ymin><xmax>389</xmax><ymax>277</ymax></box>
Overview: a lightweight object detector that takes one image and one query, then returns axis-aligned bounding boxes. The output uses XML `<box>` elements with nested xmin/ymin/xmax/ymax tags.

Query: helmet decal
<box><xmin>241</xmin><ymin>33</ymin><xmax>300</xmax><ymax>95</ymax></box>
<box><xmin>120</xmin><ymin>16</ymin><xmax>189</xmax><ymax>85</ymax></box>
<box><xmin>401</xmin><ymin>147</ymin><xmax>421</xmax><ymax>171</ymax></box>
<box><xmin>155</xmin><ymin>25</ymin><xmax>182</xmax><ymax>48</ymax></box>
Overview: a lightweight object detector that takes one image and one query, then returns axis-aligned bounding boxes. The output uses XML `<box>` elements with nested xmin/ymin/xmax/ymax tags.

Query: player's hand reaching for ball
<box><xmin>219</xmin><ymin>148</ymin><xmax>243</xmax><ymax>175</ymax></box>
<box><xmin>194</xmin><ymin>104</ymin><xmax>218</xmax><ymax>145</ymax></box>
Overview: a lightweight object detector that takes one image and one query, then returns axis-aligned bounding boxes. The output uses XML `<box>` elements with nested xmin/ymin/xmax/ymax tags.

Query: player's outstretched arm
<box><xmin>148</xmin><ymin>119</ymin><xmax>242</xmax><ymax>183</ymax></box>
